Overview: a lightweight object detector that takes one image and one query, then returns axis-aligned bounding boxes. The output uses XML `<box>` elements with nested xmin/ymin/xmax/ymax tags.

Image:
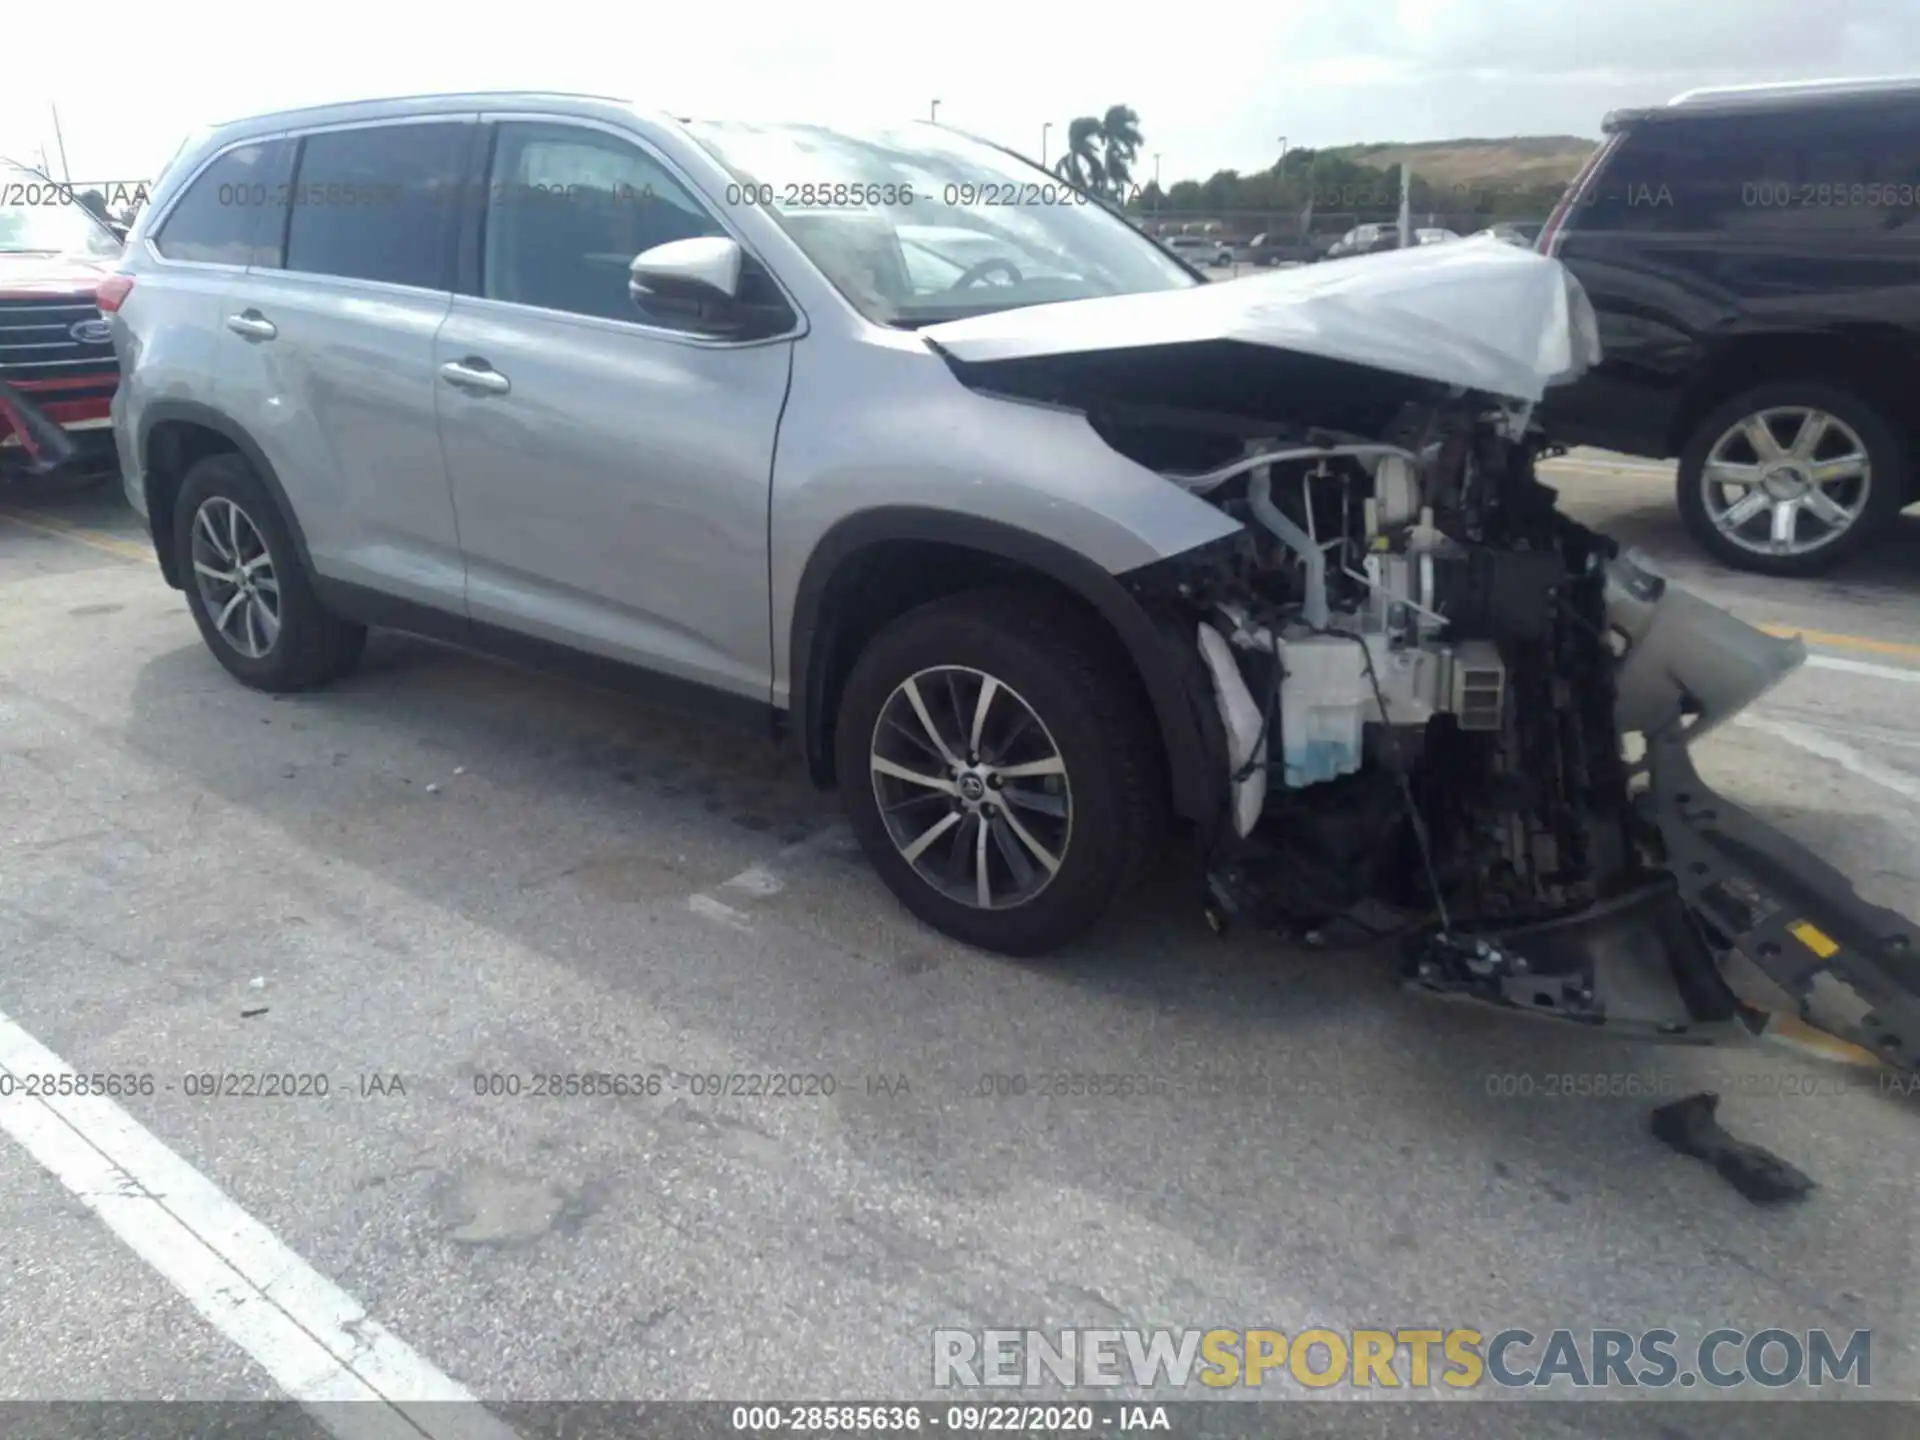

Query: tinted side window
<box><xmin>152</xmin><ymin>140</ymin><xmax>294</xmax><ymax>265</ymax></box>
<box><xmin>1587</xmin><ymin>109</ymin><xmax>1920</xmax><ymax>236</ymax></box>
<box><xmin>1581</xmin><ymin>127</ymin><xmax>1716</xmax><ymax>233</ymax></box>
<box><xmin>283</xmin><ymin>124</ymin><xmax>466</xmax><ymax>288</ymax></box>
<box><xmin>1723</xmin><ymin>106</ymin><xmax>1920</xmax><ymax>237</ymax></box>
<box><xmin>482</xmin><ymin>122</ymin><xmax>726</xmax><ymax>322</ymax></box>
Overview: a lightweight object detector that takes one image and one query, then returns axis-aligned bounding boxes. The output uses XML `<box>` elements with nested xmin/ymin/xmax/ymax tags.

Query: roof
<box><xmin>1604</xmin><ymin>74</ymin><xmax>1920</xmax><ymax>130</ymax></box>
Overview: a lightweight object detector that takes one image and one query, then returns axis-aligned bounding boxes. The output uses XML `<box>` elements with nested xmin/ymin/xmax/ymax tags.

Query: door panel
<box><xmin>435</xmin><ymin>302</ymin><xmax>791</xmax><ymax>698</ymax></box>
<box><xmin>434</xmin><ymin>118</ymin><xmax>792</xmax><ymax>700</ymax></box>
<box><xmin>217</xmin><ymin>120</ymin><xmax>469</xmax><ymax>612</ymax></box>
<box><xmin>221</xmin><ymin>274</ymin><xmax>460</xmax><ymax>602</ymax></box>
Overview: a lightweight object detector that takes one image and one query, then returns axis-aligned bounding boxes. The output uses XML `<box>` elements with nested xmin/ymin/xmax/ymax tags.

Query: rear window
<box><xmin>282</xmin><ymin>123</ymin><xmax>467</xmax><ymax>289</ymax></box>
<box><xmin>1581</xmin><ymin>106</ymin><xmax>1920</xmax><ymax>237</ymax></box>
<box><xmin>152</xmin><ymin>140</ymin><xmax>293</xmax><ymax>265</ymax></box>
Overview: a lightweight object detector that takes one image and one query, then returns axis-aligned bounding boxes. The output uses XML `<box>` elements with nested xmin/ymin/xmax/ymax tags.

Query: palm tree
<box><xmin>1097</xmin><ymin>105</ymin><xmax>1143</xmax><ymax>200</ymax></box>
<box><xmin>1054</xmin><ymin>116</ymin><xmax>1104</xmax><ymax>192</ymax></box>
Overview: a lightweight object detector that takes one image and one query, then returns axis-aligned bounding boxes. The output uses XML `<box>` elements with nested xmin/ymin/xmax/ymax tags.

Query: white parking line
<box><xmin>1737</xmin><ymin>715</ymin><xmax>1920</xmax><ymax>808</ymax></box>
<box><xmin>0</xmin><ymin>1007</ymin><xmax>520</xmax><ymax>1440</ymax></box>
<box><xmin>1805</xmin><ymin>653</ymin><xmax>1920</xmax><ymax>685</ymax></box>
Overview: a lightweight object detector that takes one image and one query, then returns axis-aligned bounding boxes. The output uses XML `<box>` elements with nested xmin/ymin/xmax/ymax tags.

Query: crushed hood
<box><xmin>922</xmin><ymin>239</ymin><xmax>1602</xmax><ymax>405</ymax></box>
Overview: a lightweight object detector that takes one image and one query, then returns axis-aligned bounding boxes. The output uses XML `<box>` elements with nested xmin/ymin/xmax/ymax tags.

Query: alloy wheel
<box><xmin>868</xmin><ymin>666</ymin><xmax>1072</xmax><ymax>910</ymax></box>
<box><xmin>1701</xmin><ymin>406</ymin><xmax>1871</xmax><ymax>559</ymax></box>
<box><xmin>190</xmin><ymin>496</ymin><xmax>281</xmax><ymax>659</ymax></box>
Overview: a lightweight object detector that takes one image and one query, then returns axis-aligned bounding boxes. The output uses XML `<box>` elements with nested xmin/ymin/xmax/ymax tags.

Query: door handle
<box><xmin>438</xmin><ymin>359</ymin><xmax>510</xmax><ymax>395</ymax></box>
<box><xmin>225</xmin><ymin>311</ymin><xmax>276</xmax><ymax>340</ymax></box>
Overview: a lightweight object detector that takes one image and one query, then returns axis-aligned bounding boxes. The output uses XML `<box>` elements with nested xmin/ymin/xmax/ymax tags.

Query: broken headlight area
<box><xmin>1116</xmin><ymin>390</ymin><xmax>1912</xmax><ymax>1057</ymax></box>
<box><xmin>1113</xmin><ymin>396</ymin><xmax>1636</xmax><ymax>921</ymax></box>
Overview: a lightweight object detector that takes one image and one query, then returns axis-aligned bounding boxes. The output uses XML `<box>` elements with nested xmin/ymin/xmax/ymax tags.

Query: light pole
<box><xmin>1041</xmin><ymin>122</ymin><xmax>1052</xmax><ymax>168</ymax></box>
<box><xmin>50</xmin><ymin>105</ymin><xmax>72</xmax><ymax>183</ymax></box>
<box><xmin>1276</xmin><ymin>136</ymin><xmax>1290</xmax><ymax>241</ymax></box>
<box><xmin>929</xmin><ymin>99</ymin><xmax>941</xmax><ymax>124</ymax></box>
<box><xmin>1152</xmin><ymin>153</ymin><xmax>1162</xmax><ymax>226</ymax></box>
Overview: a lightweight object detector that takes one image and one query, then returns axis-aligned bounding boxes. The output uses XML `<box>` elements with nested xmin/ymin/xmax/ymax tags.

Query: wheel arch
<box><xmin>138</xmin><ymin>401</ymin><xmax>313</xmax><ymax>588</ymax></box>
<box><xmin>787</xmin><ymin>508</ymin><xmax>1227</xmax><ymax>838</ymax></box>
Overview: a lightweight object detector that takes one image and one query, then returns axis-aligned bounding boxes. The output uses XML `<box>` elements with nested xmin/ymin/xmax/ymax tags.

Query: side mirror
<box><xmin>629</xmin><ymin>236</ymin><xmax>745</xmax><ymax>330</ymax></box>
<box><xmin>630</xmin><ymin>236</ymin><xmax>743</xmax><ymax>301</ymax></box>
<box><xmin>629</xmin><ymin>236</ymin><xmax>794</xmax><ymax>340</ymax></box>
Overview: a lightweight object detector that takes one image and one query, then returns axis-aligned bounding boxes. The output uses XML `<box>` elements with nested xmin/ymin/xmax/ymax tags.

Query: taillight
<box><xmin>1537</xmin><ymin>132</ymin><xmax>1622</xmax><ymax>258</ymax></box>
<box><xmin>96</xmin><ymin>274</ymin><xmax>135</xmax><ymax>313</ymax></box>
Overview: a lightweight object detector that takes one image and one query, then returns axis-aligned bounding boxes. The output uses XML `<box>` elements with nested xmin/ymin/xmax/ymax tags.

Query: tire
<box><xmin>1675</xmin><ymin>380</ymin><xmax>1905</xmax><ymax>576</ymax></box>
<box><xmin>834</xmin><ymin>588</ymin><xmax>1168</xmax><ymax>956</ymax></box>
<box><xmin>172</xmin><ymin>453</ymin><xmax>366</xmax><ymax>691</ymax></box>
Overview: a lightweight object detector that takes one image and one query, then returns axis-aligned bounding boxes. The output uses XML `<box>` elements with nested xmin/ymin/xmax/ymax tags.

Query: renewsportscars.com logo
<box><xmin>931</xmin><ymin>1327</ymin><xmax>1872</xmax><ymax>1391</ymax></box>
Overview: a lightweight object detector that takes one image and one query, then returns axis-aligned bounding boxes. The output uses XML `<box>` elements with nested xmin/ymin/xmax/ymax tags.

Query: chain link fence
<box><xmin>1133</xmin><ymin>209</ymin><xmax>1531</xmax><ymax>244</ymax></box>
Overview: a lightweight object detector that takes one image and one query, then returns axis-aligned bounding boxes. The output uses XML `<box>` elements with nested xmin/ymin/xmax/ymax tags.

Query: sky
<box><xmin>5</xmin><ymin>0</ymin><xmax>1919</xmax><ymax>188</ymax></box>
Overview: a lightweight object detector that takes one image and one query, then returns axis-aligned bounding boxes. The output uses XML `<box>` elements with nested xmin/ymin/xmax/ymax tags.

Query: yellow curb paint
<box><xmin>1761</xmin><ymin>625</ymin><xmax>1920</xmax><ymax>663</ymax></box>
<box><xmin>0</xmin><ymin>508</ymin><xmax>150</xmax><ymax>563</ymax></box>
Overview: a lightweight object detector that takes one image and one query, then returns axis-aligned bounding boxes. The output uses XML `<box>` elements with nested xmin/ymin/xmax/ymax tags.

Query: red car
<box><xmin>0</xmin><ymin>161</ymin><xmax>125</xmax><ymax>484</ymax></box>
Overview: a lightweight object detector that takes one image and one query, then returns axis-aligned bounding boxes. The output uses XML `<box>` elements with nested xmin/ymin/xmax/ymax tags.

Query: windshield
<box><xmin>0</xmin><ymin>169</ymin><xmax>123</xmax><ymax>258</ymax></box>
<box><xmin>684</xmin><ymin>120</ymin><xmax>1195</xmax><ymax>326</ymax></box>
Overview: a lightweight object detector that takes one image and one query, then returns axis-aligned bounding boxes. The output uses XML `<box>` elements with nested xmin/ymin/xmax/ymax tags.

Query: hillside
<box><xmin>1322</xmin><ymin>136</ymin><xmax>1598</xmax><ymax>193</ymax></box>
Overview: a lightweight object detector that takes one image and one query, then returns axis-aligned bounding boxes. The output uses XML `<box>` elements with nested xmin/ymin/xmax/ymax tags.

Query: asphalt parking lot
<box><xmin>2</xmin><ymin>460</ymin><xmax>1918</xmax><ymax>1428</ymax></box>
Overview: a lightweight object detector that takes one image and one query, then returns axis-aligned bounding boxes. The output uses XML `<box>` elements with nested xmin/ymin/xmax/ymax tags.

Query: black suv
<box><xmin>1538</xmin><ymin>77</ymin><xmax>1920</xmax><ymax>575</ymax></box>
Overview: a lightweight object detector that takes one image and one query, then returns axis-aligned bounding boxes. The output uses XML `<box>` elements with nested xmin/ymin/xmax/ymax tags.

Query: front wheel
<box><xmin>834</xmin><ymin>590</ymin><xmax>1167</xmax><ymax>956</ymax></box>
<box><xmin>1675</xmin><ymin>381</ymin><xmax>1905</xmax><ymax>576</ymax></box>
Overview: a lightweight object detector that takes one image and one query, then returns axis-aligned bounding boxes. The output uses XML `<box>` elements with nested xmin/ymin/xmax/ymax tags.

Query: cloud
<box><xmin>1280</xmin><ymin>0</ymin><xmax>1918</xmax><ymax>77</ymax></box>
<box><xmin>3</xmin><ymin>0</ymin><xmax>1918</xmax><ymax>185</ymax></box>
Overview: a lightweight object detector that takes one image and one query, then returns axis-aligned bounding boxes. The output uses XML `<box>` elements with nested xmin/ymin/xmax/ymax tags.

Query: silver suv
<box><xmin>106</xmin><ymin>94</ymin><xmax>1920</xmax><ymax>1064</ymax></box>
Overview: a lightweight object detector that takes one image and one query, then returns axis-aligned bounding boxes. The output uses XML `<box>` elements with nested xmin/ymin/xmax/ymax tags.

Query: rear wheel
<box><xmin>834</xmin><ymin>589</ymin><xmax>1166</xmax><ymax>956</ymax></box>
<box><xmin>1676</xmin><ymin>380</ymin><xmax>1904</xmax><ymax>576</ymax></box>
<box><xmin>173</xmin><ymin>453</ymin><xmax>365</xmax><ymax>691</ymax></box>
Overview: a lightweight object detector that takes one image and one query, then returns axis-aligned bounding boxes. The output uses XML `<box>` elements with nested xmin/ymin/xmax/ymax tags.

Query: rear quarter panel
<box><xmin>111</xmin><ymin>262</ymin><xmax>241</xmax><ymax>517</ymax></box>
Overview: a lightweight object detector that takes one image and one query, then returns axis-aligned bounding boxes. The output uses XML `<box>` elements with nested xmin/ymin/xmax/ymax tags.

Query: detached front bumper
<box><xmin>1646</xmin><ymin>728</ymin><xmax>1920</xmax><ymax>1070</ymax></box>
<box><xmin>1409</xmin><ymin>717</ymin><xmax>1920</xmax><ymax>1071</ymax></box>
<box><xmin>1406</xmin><ymin>553</ymin><xmax>1920</xmax><ymax>1067</ymax></box>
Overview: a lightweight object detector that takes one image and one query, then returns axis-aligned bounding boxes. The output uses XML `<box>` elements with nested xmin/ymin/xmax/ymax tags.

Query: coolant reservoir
<box><xmin>1606</xmin><ymin>549</ymin><xmax>1805</xmax><ymax>740</ymax></box>
<box><xmin>1275</xmin><ymin>635</ymin><xmax>1372</xmax><ymax>786</ymax></box>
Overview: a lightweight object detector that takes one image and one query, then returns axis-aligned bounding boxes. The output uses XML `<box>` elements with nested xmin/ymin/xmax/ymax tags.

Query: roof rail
<box><xmin>207</xmin><ymin>89</ymin><xmax>636</xmax><ymax>128</ymax></box>
<box><xmin>1605</xmin><ymin>73</ymin><xmax>1920</xmax><ymax>130</ymax></box>
<box><xmin>1667</xmin><ymin>74</ymin><xmax>1920</xmax><ymax>107</ymax></box>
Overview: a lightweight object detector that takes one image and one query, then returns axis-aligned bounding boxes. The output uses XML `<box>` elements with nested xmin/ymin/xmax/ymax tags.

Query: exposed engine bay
<box><xmin>1080</xmin><ymin>377</ymin><xmax>1919</xmax><ymax>1071</ymax></box>
<box><xmin>1113</xmin><ymin>397</ymin><xmax>1654</xmax><ymax>931</ymax></box>
<box><xmin>924</xmin><ymin>231</ymin><xmax>1920</xmax><ymax>1074</ymax></box>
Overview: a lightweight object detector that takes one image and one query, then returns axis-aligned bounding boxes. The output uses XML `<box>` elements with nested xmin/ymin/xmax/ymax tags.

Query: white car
<box><xmin>1471</xmin><ymin>222</ymin><xmax>1543</xmax><ymax>248</ymax></box>
<box><xmin>1161</xmin><ymin>234</ymin><xmax>1234</xmax><ymax>267</ymax></box>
